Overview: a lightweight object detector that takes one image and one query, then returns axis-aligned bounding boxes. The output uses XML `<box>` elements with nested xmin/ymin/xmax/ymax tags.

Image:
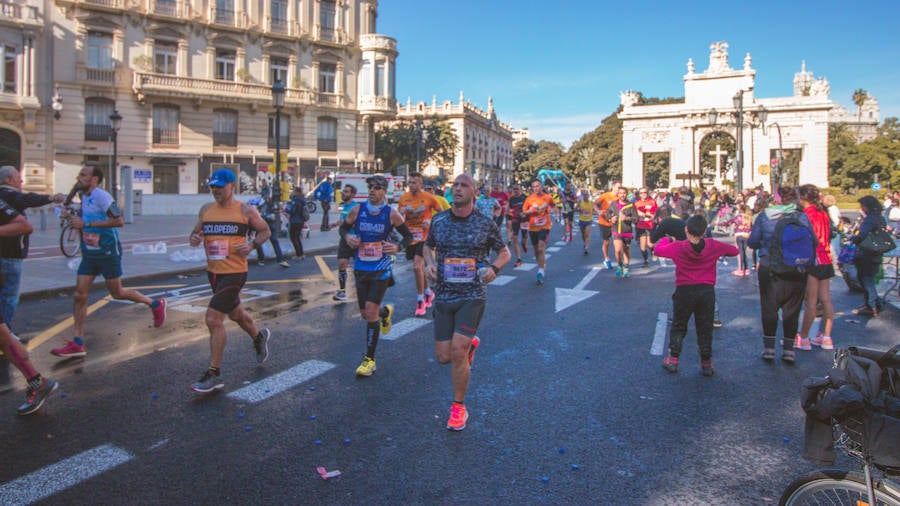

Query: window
<box><xmin>215</xmin><ymin>0</ymin><xmax>234</xmax><ymax>24</ymax></box>
<box><xmin>271</xmin><ymin>0</ymin><xmax>288</xmax><ymax>33</ymax></box>
<box><xmin>154</xmin><ymin>0</ymin><xmax>177</xmax><ymax>16</ymax></box>
<box><xmin>153</xmin><ymin>104</ymin><xmax>180</xmax><ymax>145</ymax></box>
<box><xmin>84</xmin><ymin>99</ymin><xmax>114</xmax><ymax>140</ymax></box>
<box><xmin>1</xmin><ymin>45</ymin><xmax>15</xmax><ymax>93</ymax></box>
<box><xmin>213</xmin><ymin>109</ymin><xmax>238</xmax><ymax>147</ymax></box>
<box><xmin>317</xmin><ymin>117</ymin><xmax>337</xmax><ymax>151</ymax></box>
<box><xmin>215</xmin><ymin>50</ymin><xmax>235</xmax><ymax>81</ymax></box>
<box><xmin>153</xmin><ymin>166</ymin><xmax>179</xmax><ymax>194</ymax></box>
<box><xmin>267</xmin><ymin>114</ymin><xmax>289</xmax><ymax>149</ymax></box>
<box><xmin>86</xmin><ymin>32</ymin><xmax>114</xmax><ymax>70</ymax></box>
<box><xmin>320</xmin><ymin>0</ymin><xmax>336</xmax><ymax>40</ymax></box>
<box><xmin>360</xmin><ymin>59</ymin><xmax>372</xmax><ymax>96</ymax></box>
<box><xmin>270</xmin><ymin>57</ymin><xmax>288</xmax><ymax>86</ymax></box>
<box><xmin>154</xmin><ymin>42</ymin><xmax>177</xmax><ymax>74</ymax></box>
<box><xmin>318</xmin><ymin>63</ymin><xmax>335</xmax><ymax>93</ymax></box>
<box><xmin>375</xmin><ymin>61</ymin><xmax>385</xmax><ymax>96</ymax></box>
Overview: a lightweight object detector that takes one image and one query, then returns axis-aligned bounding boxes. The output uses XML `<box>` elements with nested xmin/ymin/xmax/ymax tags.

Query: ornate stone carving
<box><xmin>810</xmin><ymin>78</ymin><xmax>830</xmax><ymax>97</ymax></box>
<box><xmin>686</xmin><ymin>58</ymin><xmax>694</xmax><ymax>74</ymax></box>
<box><xmin>706</xmin><ymin>41</ymin><xmax>730</xmax><ymax>74</ymax></box>
<box><xmin>620</xmin><ymin>90</ymin><xmax>640</xmax><ymax>108</ymax></box>
<box><xmin>743</xmin><ymin>52</ymin><xmax>752</xmax><ymax>70</ymax></box>
<box><xmin>642</xmin><ymin>130</ymin><xmax>669</xmax><ymax>144</ymax></box>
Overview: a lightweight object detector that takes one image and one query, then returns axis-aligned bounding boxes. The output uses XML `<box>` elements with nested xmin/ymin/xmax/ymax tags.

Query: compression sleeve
<box><xmin>395</xmin><ymin>223</ymin><xmax>414</xmax><ymax>248</ymax></box>
<box><xmin>339</xmin><ymin>221</ymin><xmax>353</xmax><ymax>240</ymax></box>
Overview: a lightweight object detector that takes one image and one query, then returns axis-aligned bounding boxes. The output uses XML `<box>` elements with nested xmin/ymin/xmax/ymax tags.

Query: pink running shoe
<box><xmin>424</xmin><ymin>291</ymin><xmax>435</xmax><ymax>308</ymax></box>
<box><xmin>810</xmin><ymin>334</ymin><xmax>834</xmax><ymax>350</ymax></box>
<box><xmin>51</xmin><ymin>340</ymin><xmax>86</xmax><ymax>358</ymax></box>
<box><xmin>414</xmin><ymin>300</ymin><xmax>426</xmax><ymax>316</ymax></box>
<box><xmin>152</xmin><ymin>298</ymin><xmax>167</xmax><ymax>328</ymax></box>
<box><xmin>794</xmin><ymin>334</ymin><xmax>812</xmax><ymax>351</ymax></box>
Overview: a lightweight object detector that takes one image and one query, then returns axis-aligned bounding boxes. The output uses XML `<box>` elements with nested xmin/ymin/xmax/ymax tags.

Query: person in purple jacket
<box><xmin>654</xmin><ymin>214</ymin><xmax>738</xmax><ymax>377</ymax></box>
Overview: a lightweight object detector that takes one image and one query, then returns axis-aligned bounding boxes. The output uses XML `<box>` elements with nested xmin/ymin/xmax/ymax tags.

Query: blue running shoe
<box><xmin>615</xmin><ymin>266</ymin><xmax>623</xmax><ymax>277</ymax></box>
<box><xmin>536</xmin><ymin>272</ymin><xmax>544</xmax><ymax>285</ymax></box>
<box><xmin>604</xmin><ymin>260</ymin><xmax>613</xmax><ymax>270</ymax></box>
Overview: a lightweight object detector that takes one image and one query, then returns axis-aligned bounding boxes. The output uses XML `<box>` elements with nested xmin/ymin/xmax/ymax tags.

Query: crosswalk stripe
<box><xmin>0</xmin><ymin>444</ymin><xmax>134</xmax><ymax>505</ymax></box>
<box><xmin>491</xmin><ymin>275</ymin><xmax>516</xmax><ymax>286</ymax></box>
<box><xmin>514</xmin><ymin>263</ymin><xmax>537</xmax><ymax>271</ymax></box>
<box><xmin>380</xmin><ymin>317</ymin><xmax>431</xmax><ymax>341</ymax></box>
<box><xmin>227</xmin><ymin>360</ymin><xmax>336</xmax><ymax>403</ymax></box>
<box><xmin>650</xmin><ymin>312</ymin><xmax>668</xmax><ymax>356</ymax></box>
<box><xmin>547</xmin><ymin>247</ymin><xmax>562</xmax><ymax>252</ymax></box>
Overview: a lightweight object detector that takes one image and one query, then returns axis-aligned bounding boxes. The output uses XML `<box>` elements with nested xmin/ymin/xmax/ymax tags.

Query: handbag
<box><xmin>858</xmin><ymin>227</ymin><xmax>896</xmax><ymax>255</ymax></box>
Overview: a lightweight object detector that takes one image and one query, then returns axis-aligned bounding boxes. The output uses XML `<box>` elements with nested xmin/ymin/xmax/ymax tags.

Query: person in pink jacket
<box><xmin>655</xmin><ymin>214</ymin><xmax>738</xmax><ymax>376</ymax></box>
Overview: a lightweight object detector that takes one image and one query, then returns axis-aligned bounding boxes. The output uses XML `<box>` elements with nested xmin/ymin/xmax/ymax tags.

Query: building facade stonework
<box><xmin>618</xmin><ymin>42</ymin><xmax>867</xmax><ymax>191</ymax></box>
<box><xmin>387</xmin><ymin>92</ymin><xmax>514</xmax><ymax>185</ymax></box>
<box><xmin>5</xmin><ymin>0</ymin><xmax>396</xmax><ymax>199</ymax></box>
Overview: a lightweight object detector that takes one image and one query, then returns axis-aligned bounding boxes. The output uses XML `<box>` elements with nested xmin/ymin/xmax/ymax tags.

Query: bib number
<box><xmin>443</xmin><ymin>258</ymin><xmax>477</xmax><ymax>283</ymax></box>
<box><xmin>83</xmin><ymin>232</ymin><xmax>100</xmax><ymax>250</ymax></box>
<box><xmin>411</xmin><ymin>227</ymin><xmax>425</xmax><ymax>242</ymax></box>
<box><xmin>359</xmin><ymin>241</ymin><xmax>382</xmax><ymax>262</ymax></box>
<box><xmin>534</xmin><ymin>216</ymin><xmax>548</xmax><ymax>227</ymax></box>
<box><xmin>205</xmin><ymin>239</ymin><xmax>229</xmax><ymax>260</ymax></box>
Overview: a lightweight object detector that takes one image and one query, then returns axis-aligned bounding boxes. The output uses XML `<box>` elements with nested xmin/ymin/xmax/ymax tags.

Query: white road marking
<box><xmin>573</xmin><ymin>266</ymin><xmax>602</xmax><ymax>290</ymax></box>
<box><xmin>514</xmin><ymin>263</ymin><xmax>537</xmax><ymax>271</ymax></box>
<box><xmin>650</xmin><ymin>312</ymin><xmax>668</xmax><ymax>356</ymax></box>
<box><xmin>227</xmin><ymin>360</ymin><xmax>336</xmax><ymax>403</ymax></box>
<box><xmin>554</xmin><ymin>241</ymin><xmax>567</xmax><ymax>246</ymax></box>
<box><xmin>0</xmin><ymin>444</ymin><xmax>134</xmax><ymax>505</ymax></box>
<box><xmin>380</xmin><ymin>318</ymin><xmax>431</xmax><ymax>341</ymax></box>
<box><xmin>546</xmin><ymin>247</ymin><xmax>562</xmax><ymax>252</ymax></box>
<box><xmin>554</xmin><ymin>288</ymin><xmax>598</xmax><ymax>313</ymax></box>
<box><xmin>490</xmin><ymin>275</ymin><xmax>516</xmax><ymax>286</ymax></box>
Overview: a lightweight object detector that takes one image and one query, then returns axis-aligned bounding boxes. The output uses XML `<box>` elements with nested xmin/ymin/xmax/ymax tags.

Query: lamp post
<box><xmin>272</xmin><ymin>80</ymin><xmax>285</xmax><ymax>234</ymax></box>
<box><xmin>732</xmin><ymin>90</ymin><xmax>745</xmax><ymax>194</ymax></box>
<box><xmin>414</xmin><ymin>119</ymin><xmax>422</xmax><ymax>172</ymax></box>
<box><xmin>758</xmin><ymin>107</ymin><xmax>784</xmax><ymax>192</ymax></box>
<box><xmin>109</xmin><ymin>109</ymin><xmax>122</xmax><ymax>202</ymax></box>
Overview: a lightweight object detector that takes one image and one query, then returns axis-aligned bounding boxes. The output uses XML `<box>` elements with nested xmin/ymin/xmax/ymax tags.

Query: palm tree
<box><xmin>852</xmin><ymin>88</ymin><xmax>868</xmax><ymax>142</ymax></box>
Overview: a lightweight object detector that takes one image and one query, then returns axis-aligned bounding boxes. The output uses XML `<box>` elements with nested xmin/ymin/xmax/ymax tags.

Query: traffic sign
<box><xmin>872</xmin><ymin>182</ymin><xmax>882</xmax><ymax>191</ymax></box>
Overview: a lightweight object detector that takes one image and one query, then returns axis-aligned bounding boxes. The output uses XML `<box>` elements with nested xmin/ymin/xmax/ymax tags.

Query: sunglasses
<box><xmin>368</xmin><ymin>184</ymin><xmax>384</xmax><ymax>190</ymax></box>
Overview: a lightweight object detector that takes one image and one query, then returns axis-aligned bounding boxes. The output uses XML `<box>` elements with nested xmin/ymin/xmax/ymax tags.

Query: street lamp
<box><xmin>707</xmin><ymin>90</ymin><xmax>767</xmax><ymax>194</ymax></box>
<box><xmin>759</xmin><ymin>107</ymin><xmax>784</xmax><ymax>192</ymax></box>
<box><xmin>109</xmin><ymin>109</ymin><xmax>122</xmax><ymax>202</ymax></box>
<box><xmin>272</xmin><ymin>80</ymin><xmax>285</xmax><ymax>235</ymax></box>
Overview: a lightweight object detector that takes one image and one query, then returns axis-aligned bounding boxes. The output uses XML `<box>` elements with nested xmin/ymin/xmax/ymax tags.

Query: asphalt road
<box><xmin>0</xmin><ymin>235</ymin><xmax>897</xmax><ymax>505</ymax></box>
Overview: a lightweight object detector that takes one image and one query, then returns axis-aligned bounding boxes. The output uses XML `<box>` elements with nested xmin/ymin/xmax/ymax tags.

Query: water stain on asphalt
<box><xmin>251</xmin><ymin>289</ymin><xmax>308</xmax><ymax>319</ymax></box>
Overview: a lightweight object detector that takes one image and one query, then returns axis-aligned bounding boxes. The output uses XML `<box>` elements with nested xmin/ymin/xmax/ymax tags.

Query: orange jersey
<box><xmin>201</xmin><ymin>201</ymin><xmax>250</xmax><ymax>274</ymax></box>
<box><xmin>523</xmin><ymin>193</ymin><xmax>555</xmax><ymax>230</ymax></box>
<box><xmin>595</xmin><ymin>191</ymin><xmax>618</xmax><ymax>226</ymax></box>
<box><xmin>398</xmin><ymin>191</ymin><xmax>443</xmax><ymax>243</ymax></box>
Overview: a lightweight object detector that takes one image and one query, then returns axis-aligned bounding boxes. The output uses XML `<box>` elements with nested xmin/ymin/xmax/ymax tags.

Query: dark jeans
<box><xmin>256</xmin><ymin>221</ymin><xmax>285</xmax><ymax>262</ymax></box>
<box><xmin>320</xmin><ymin>201</ymin><xmax>330</xmax><ymax>230</ymax></box>
<box><xmin>735</xmin><ymin>237</ymin><xmax>749</xmax><ymax>271</ymax></box>
<box><xmin>668</xmin><ymin>284</ymin><xmax>716</xmax><ymax>361</ymax></box>
<box><xmin>289</xmin><ymin>223</ymin><xmax>305</xmax><ymax>257</ymax></box>
<box><xmin>758</xmin><ymin>265</ymin><xmax>807</xmax><ymax>343</ymax></box>
<box><xmin>854</xmin><ymin>258</ymin><xmax>881</xmax><ymax>308</ymax></box>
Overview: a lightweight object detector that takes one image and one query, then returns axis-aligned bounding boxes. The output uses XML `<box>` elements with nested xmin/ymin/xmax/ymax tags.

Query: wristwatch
<box><xmin>489</xmin><ymin>264</ymin><xmax>500</xmax><ymax>275</ymax></box>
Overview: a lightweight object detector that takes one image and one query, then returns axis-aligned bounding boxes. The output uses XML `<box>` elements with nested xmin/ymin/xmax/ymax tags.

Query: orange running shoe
<box><xmin>446</xmin><ymin>403</ymin><xmax>468</xmax><ymax>431</ymax></box>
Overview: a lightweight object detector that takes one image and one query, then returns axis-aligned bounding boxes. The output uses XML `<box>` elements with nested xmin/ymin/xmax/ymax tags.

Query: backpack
<box><xmin>768</xmin><ymin>210</ymin><xmax>818</xmax><ymax>279</ymax></box>
<box><xmin>300</xmin><ymin>200</ymin><xmax>311</xmax><ymax>223</ymax></box>
<box><xmin>290</xmin><ymin>198</ymin><xmax>310</xmax><ymax>223</ymax></box>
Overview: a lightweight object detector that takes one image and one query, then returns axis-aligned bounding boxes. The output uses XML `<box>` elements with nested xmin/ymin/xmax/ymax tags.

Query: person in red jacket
<box><xmin>654</xmin><ymin>214</ymin><xmax>738</xmax><ymax>376</ymax></box>
<box><xmin>795</xmin><ymin>185</ymin><xmax>835</xmax><ymax>351</ymax></box>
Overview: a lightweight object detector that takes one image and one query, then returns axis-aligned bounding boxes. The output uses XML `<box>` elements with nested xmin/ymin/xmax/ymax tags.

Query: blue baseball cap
<box><xmin>208</xmin><ymin>169</ymin><xmax>236</xmax><ymax>187</ymax></box>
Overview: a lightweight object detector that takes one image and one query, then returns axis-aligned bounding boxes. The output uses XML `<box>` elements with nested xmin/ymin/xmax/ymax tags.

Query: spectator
<box><xmin>315</xmin><ymin>176</ymin><xmax>334</xmax><ymax>231</ymax></box>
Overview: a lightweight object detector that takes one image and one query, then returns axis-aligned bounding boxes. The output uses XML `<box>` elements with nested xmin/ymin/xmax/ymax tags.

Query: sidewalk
<box><xmin>19</xmin><ymin>207</ymin><xmax>343</xmax><ymax>300</ymax></box>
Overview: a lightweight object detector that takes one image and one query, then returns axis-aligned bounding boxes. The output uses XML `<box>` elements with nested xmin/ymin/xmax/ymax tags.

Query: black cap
<box><xmin>366</xmin><ymin>175</ymin><xmax>388</xmax><ymax>187</ymax></box>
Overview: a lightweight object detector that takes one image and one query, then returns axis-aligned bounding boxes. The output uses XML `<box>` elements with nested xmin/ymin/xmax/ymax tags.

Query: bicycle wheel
<box><xmin>60</xmin><ymin>224</ymin><xmax>81</xmax><ymax>257</ymax></box>
<box><xmin>305</xmin><ymin>200</ymin><xmax>317</xmax><ymax>214</ymax></box>
<box><xmin>779</xmin><ymin>469</ymin><xmax>899</xmax><ymax>506</ymax></box>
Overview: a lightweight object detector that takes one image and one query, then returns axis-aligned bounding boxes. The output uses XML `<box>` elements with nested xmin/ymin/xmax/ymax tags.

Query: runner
<box><xmin>489</xmin><ymin>182</ymin><xmax>509</xmax><ymax>232</ymax></box>
<box><xmin>340</xmin><ymin>175</ymin><xmax>414</xmax><ymax>377</ymax></box>
<box><xmin>593</xmin><ymin>181</ymin><xmax>621</xmax><ymax>269</ymax></box>
<box><xmin>523</xmin><ymin>179</ymin><xmax>555</xmax><ymax>284</ymax></box>
<box><xmin>50</xmin><ymin>167</ymin><xmax>166</xmax><ymax>359</ymax></box>
<box><xmin>187</xmin><ymin>169</ymin><xmax>273</xmax><ymax>393</ymax></box>
<box><xmin>424</xmin><ymin>174</ymin><xmax>510</xmax><ymax>431</ymax></box>
<box><xmin>397</xmin><ymin>173</ymin><xmax>444</xmax><ymax>316</ymax></box>
<box><xmin>606</xmin><ymin>186</ymin><xmax>637</xmax><ymax>278</ymax></box>
<box><xmin>424</xmin><ymin>181</ymin><xmax>451</xmax><ymax>211</ymax></box>
<box><xmin>506</xmin><ymin>184</ymin><xmax>527</xmax><ymax>266</ymax></box>
<box><xmin>330</xmin><ymin>184</ymin><xmax>359</xmax><ymax>302</ymax></box>
<box><xmin>576</xmin><ymin>188</ymin><xmax>595</xmax><ymax>255</ymax></box>
<box><xmin>561</xmin><ymin>182</ymin><xmax>578</xmax><ymax>242</ymax></box>
<box><xmin>634</xmin><ymin>187</ymin><xmax>658</xmax><ymax>267</ymax></box>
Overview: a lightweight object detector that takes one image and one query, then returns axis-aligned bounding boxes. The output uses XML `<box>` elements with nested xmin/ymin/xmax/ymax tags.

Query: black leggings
<box><xmin>289</xmin><ymin>223</ymin><xmax>304</xmax><ymax>257</ymax></box>
<box><xmin>735</xmin><ymin>237</ymin><xmax>749</xmax><ymax>270</ymax></box>
<box><xmin>757</xmin><ymin>265</ymin><xmax>806</xmax><ymax>342</ymax></box>
<box><xmin>668</xmin><ymin>284</ymin><xmax>716</xmax><ymax>361</ymax></box>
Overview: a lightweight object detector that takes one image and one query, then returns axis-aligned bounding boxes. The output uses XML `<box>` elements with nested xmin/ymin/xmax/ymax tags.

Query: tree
<box><xmin>697</xmin><ymin>132</ymin><xmax>735</xmax><ymax>185</ymax></box>
<box><xmin>829</xmin><ymin>119</ymin><xmax>900</xmax><ymax>192</ymax></box>
<box><xmin>852</xmin><ymin>88</ymin><xmax>869</xmax><ymax>141</ymax></box>
<box><xmin>643</xmin><ymin>153</ymin><xmax>670</xmax><ymax>190</ymax></box>
<box><xmin>877</xmin><ymin>116</ymin><xmax>900</xmax><ymax>142</ymax></box>
<box><xmin>375</xmin><ymin>118</ymin><xmax>459</xmax><ymax>176</ymax></box>
<box><xmin>515</xmin><ymin>140</ymin><xmax>566</xmax><ymax>183</ymax></box>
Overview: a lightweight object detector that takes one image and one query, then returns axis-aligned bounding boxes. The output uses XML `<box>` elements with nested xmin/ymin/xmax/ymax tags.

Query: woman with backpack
<box><xmin>795</xmin><ymin>185</ymin><xmax>835</xmax><ymax>351</ymax></box>
<box><xmin>850</xmin><ymin>195</ymin><xmax>887</xmax><ymax>316</ymax></box>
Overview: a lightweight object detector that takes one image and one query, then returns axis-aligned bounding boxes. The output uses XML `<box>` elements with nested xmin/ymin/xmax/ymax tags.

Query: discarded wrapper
<box><xmin>317</xmin><ymin>466</ymin><xmax>342</xmax><ymax>480</ymax></box>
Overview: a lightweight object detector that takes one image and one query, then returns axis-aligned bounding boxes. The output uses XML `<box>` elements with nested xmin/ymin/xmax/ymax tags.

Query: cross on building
<box><xmin>708</xmin><ymin>144</ymin><xmax>728</xmax><ymax>176</ymax></box>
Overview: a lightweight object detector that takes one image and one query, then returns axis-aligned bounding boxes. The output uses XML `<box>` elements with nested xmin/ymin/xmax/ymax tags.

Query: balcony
<box><xmin>317</xmin><ymin>92</ymin><xmax>343</xmax><ymax>107</ymax></box>
<box><xmin>1</xmin><ymin>1</ymin><xmax>40</xmax><ymax>24</ymax></box>
<box><xmin>133</xmin><ymin>71</ymin><xmax>316</xmax><ymax>107</ymax></box>
<box><xmin>359</xmin><ymin>34</ymin><xmax>397</xmax><ymax>54</ymax></box>
<box><xmin>358</xmin><ymin>95</ymin><xmax>396</xmax><ymax>118</ymax></box>
<box><xmin>214</xmin><ymin>7</ymin><xmax>233</xmax><ymax>24</ymax></box>
<box><xmin>314</xmin><ymin>25</ymin><xmax>345</xmax><ymax>44</ymax></box>
<box><xmin>267</xmin><ymin>135</ymin><xmax>289</xmax><ymax>150</ymax></box>
<box><xmin>77</xmin><ymin>64</ymin><xmax>119</xmax><ymax>87</ymax></box>
<box><xmin>85</xmin><ymin>0</ymin><xmax>120</xmax><ymax>6</ymax></box>
<box><xmin>213</xmin><ymin>131</ymin><xmax>237</xmax><ymax>147</ymax></box>
<box><xmin>153</xmin><ymin>128</ymin><xmax>179</xmax><ymax>145</ymax></box>
<box><xmin>317</xmin><ymin>138</ymin><xmax>336</xmax><ymax>152</ymax></box>
<box><xmin>269</xmin><ymin>17</ymin><xmax>288</xmax><ymax>35</ymax></box>
<box><xmin>153</xmin><ymin>0</ymin><xmax>177</xmax><ymax>16</ymax></box>
<box><xmin>84</xmin><ymin>124</ymin><xmax>112</xmax><ymax>141</ymax></box>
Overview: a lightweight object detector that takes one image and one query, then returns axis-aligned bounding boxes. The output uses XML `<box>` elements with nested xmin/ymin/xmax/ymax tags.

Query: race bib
<box><xmin>411</xmin><ymin>227</ymin><xmax>425</xmax><ymax>242</ymax></box>
<box><xmin>359</xmin><ymin>241</ymin><xmax>382</xmax><ymax>262</ymax></box>
<box><xmin>205</xmin><ymin>239</ymin><xmax>229</xmax><ymax>260</ymax></box>
<box><xmin>83</xmin><ymin>232</ymin><xmax>100</xmax><ymax>250</ymax></box>
<box><xmin>534</xmin><ymin>216</ymin><xmax>548</xmax><ymax>227</ymax></box>
<box><xmin>443</xmin><ymin>258</ymin><xmax>476</xmax><ymax>283</ymax></box>
<box><xmin>521</xmin><ymin>221</ymin><xmax>529</xmax><ymax>231</ymax></box>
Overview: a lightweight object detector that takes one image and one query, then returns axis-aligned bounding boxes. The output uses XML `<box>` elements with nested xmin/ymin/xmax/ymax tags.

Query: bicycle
<box><xmin>780</xmin><ymin>346</ymin><xmax>900</xmax><ymax>506</ymax></box>
<box><xmin>57</xmin><ymin>203</ymin><xmax>81</xmax><ymax>258</ymax></box>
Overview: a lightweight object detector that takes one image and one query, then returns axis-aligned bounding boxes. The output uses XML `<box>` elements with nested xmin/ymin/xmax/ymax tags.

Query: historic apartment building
<box><xmin>1</xmin><ymin>0</ymin><xmax>397</xmax><ymax>197</ymax></box>
<box><xmin>389</xmin><ymin>92</ymin><xmax>514</xmax><ymax>185</ymax></box>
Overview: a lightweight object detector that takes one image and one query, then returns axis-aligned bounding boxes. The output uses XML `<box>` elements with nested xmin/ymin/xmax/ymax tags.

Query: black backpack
<box><xmin>768</xmin><ymin>210</ymin><xmax>817</xmax><ymax>279</ymax></box>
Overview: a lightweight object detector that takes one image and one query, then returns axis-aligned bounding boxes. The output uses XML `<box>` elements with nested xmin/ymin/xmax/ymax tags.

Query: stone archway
<box><xmin>0</xmin><ymin>128</ymin><xmax>21</xmax><ymax>168</ymax></box>
<box><xmin>698</xmin><ymin>131</ymin><xmax>735</xmax><ymax>189</ymax></box>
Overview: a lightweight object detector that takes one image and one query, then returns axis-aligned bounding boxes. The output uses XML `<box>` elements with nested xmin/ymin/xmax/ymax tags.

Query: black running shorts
<box><xmin>432</xmin><ymin>299</ymin><xmax>486</xmax><ymax>342</ymax></box>
<box><xmin>355</xmin><ymin>270</ymin><xmax>391</xmax><ymax>310</ymax></box>
<box><xmin>207</xmin><ymin>271</ymin><xmax>247</xmax><ymax>314</ymax></box>
<box><xmin>529</xmin><ymin>229</ymin><xmax>550</xmax><ymax>245</ymax></box>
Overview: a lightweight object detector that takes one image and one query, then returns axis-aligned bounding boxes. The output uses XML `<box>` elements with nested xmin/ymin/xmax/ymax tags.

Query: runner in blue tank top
<box><xmin>339</xmin><ymin>176</ymin><xmax>414</xmax><ymax>377</ymax></box>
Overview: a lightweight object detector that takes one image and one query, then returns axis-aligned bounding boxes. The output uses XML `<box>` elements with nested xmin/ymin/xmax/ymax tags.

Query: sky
<box><xmin>378</xmin><ymin>0</ymin><xmax>900</xmax><ymax>149</ymax></box>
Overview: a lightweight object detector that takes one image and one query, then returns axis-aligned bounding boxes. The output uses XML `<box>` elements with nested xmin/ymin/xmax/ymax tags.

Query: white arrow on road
<box><xmin>554</xmin><ymin>266</ymin><xmax>601</xmax><ymax>313</ymax></box>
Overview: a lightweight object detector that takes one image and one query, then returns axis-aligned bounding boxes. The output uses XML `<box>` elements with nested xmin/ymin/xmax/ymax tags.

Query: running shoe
<box><xmin>615</xmin><ymin>266</ymin><xmax>622</xmax><ymax>277</ymax></box>
<box><xmin>852</xmin><ymin>305</ymin><xmax>876</xmax><ymax>317</ymax></box>
<box><xmin>446</xmin><ymin>403</ymin><xmax>468</xmax><ymax>431</ymax></box>
<box><xmin>643</xmin><ymin>261</ymin><xmax>649</xmax><ymax>268</ymax></box>
<box><xmin>17</xmin><ymin>378</ymin><xmax>58</xmax><ymax>416</ymax></box>
<box><xmin>732</xmin><ymin>269</ymin><xmax>744</xmax><ymax>276</ymax></box>
<box><xmin>604</xmin><ymin>260</ymin><xmax>613</xmax><ymax>270</ymax></box>
<box><xmin>253</xmin><ymin>328</ymin><xmax>271</xmax><ymax>364</ymax></box>
<box><xmin>662</xmin><ymin>355</ymin><xmax>679</xmax><ymax>373</ymax></box>
<box><xmin>468</xmin><ymin>336</ymin><xmax>480</xmax><ymax>366</ymax></box>
<box><xmin>278</xmin><ymin>260</ymin><xmax>290</xmax><ymax>268</ymax></box>
<box><xmin>51</xmin><ymin>340</ymin><xmax>86</xmax><ymax>358</ymax></box>
<box><xmin>793</xmin><ymin>334</ymin><xmax>812</xmax><ymax>351</ymax></box>
<box><xmin>742</xmin><ymin>269</ymin><xmax>751</xmax><ymax>276</ymax></box>
<box><xmin>701</xmin><ymin>361</ymin><xmax>715</xmax><ymax>377</ymax></box>
<box><xmin>152</xmin><ymin>298</ymin><xmax>167</xmax><ymax>328</ymax></box>
<box><xmin>380</xmin><ymin>304</ymin><xmax>394</xmax><ymax>335</ymax></box>
<box><xmin>424</xmin><ymin>291</ymin><xmax>435</xmax><ymax>308</ymax></box>
<box><xmin>333</xmin><ymin>290</ymin><xmax>347</xmax><ymax>302</ymax></box>
<box><xmin>536</xmin><ymin>272</ymin><xmax>544</xmax><ymax>285</ymax></box>
<box><xmin>583</xmin><ymin>249</ymin><xmax>588</xmax><ymax>256</ymax></box>
<box><xmin>257</xmin><ymin>260</ymin><xmax>265</xmax><ymax>266</ymax></box>
<box><xmin>514</xmin><ymin>259</ymin><xmax>523</xmax><ymax>267</ymax></box>
<box><xmin>713</xmin><ymin>320</ymin><xmax>723</xmax><ymax>328</ymax></box>
<box><xmin>781</xmin><ymin>350</ymin><xmax>796</xmax><ymax>364</ymax></box>
<box><xmin>761</xmin><ymin>348</ymin><xmax>775</xmax><ymax>362</ymax></box>
<box><xmin>810</xmin><ymin>334</ymin><xmax>834</xmax><ymax>350</ymax></box>
<box><xmin>190</xmin><ymin>370</ymin><xmax>224</xmax><ymax>394</ymax></box>
<box><xmin>414</xmin><ymin>300</ymin><xmax>426</xmax><ymax>317</ymax></box>
<box><xmin>622</xmin><ymin>267</ymin><xmax>630</xmax><ymax>278</ymax></box>
<box><xmin>355</xmin><ymin>356</ymin><xmax>376</xmax><ymax>377</ymax></box>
